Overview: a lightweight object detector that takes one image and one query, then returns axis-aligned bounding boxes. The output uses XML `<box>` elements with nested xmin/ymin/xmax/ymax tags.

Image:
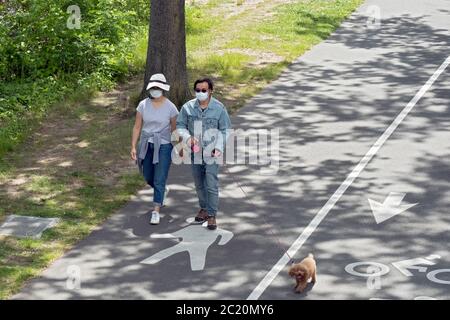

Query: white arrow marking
<box><xmin>392</xmin><ymin>258</ymin><xmax>437</xmax><ymax>277</ymax></box>
<box><xmin>368</xmin><ymin>192</ymin><xmax>418</xmax><ymax>224</ymax></box>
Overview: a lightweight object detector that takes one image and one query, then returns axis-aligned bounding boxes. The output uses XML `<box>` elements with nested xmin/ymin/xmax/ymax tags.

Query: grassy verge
<box><xmin>0</xmin><ymin>0</ymin><xmax>363</xmax><ymax>299</ymax></box>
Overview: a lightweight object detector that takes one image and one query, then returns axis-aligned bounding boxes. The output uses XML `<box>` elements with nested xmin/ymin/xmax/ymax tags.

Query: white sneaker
<box><xmin>150</xmin><ymin>211</ymin><xmax>160</xmax><ymax>225</ymax></box>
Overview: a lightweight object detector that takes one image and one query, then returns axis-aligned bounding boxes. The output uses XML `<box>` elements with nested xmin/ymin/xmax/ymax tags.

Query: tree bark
<box><xmin>142</xmin><ymin>0</ymin><xmax>190</xmax><ymax>108</ymax></box>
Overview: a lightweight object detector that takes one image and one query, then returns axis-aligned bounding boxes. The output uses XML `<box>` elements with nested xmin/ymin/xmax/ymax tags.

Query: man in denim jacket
<box><xmin>176</xmin><ymin>78</ymin><xmax>232</xmax><ymax>230</ymax></box>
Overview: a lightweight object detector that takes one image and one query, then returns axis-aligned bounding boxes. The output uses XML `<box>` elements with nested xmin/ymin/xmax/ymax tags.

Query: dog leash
<box><xmin>223</xmin><ymin>164</ymin><xmax>295</xmax><ymax>265</ymax></box>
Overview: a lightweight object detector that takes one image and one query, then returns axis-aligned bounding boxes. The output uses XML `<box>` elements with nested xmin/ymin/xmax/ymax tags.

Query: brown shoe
<box><xmin>207</xmin><ymin>216</ymin><xmax>217</xmax><ymax>230</ymax></box>
<box><xmin>195</xmin><ymin>209</ymin><xmax>208</xmax><ymax>222</ymax></box>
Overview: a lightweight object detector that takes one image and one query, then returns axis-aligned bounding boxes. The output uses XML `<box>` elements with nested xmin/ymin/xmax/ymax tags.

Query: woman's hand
<box><xmin>131</xmin><ymin>112</ymin><xmax>143</xmax><ymax>161</ymax></box>
<box><xmin>131</xmin><ymin>147</ymin><xmax>137</xmax><ymax>161</ymax></box>
<box><xmin>173</xmin><ymin>143</ymin><xmax>184</xmax><ymax>158</ymax></box>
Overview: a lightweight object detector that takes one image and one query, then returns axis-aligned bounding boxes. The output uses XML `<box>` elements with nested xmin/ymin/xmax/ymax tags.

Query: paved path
<box><xmin>15</xmin><ymin>0</ymin><xmax>450</xmax><ymax>300</ymax></box>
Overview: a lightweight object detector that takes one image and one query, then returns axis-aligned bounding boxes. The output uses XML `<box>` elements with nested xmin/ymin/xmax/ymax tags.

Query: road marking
<box><xmin>392</xmin><ymin>257</ymin><xmax>436</xmax><ymax>277</ymax></box>
<box><xmin>247</xmin><ymin>56</ymin><xmax>450</xmax><ymax>300</ymax></box>
<box><xmin>345</xmin><ymin>261</ymin><xmax>391</xmax><ymax>278</ymax></box>
<box><xmin>414</xmin><ymin>296</ymin><xmax>438</xmax><ymax>300</ymax></box>
<box><xmin>427</xmin><ymin>269</ymin><xmax>450</xmax><ymax>285</ymax></box>
<box><xmin>371</xmin><ymin>296</ymin><xmax>438</xmax><ymax>300</ymax></box>
<box><xmin>141</xmin><ymin>223</ymin><xmax>233</xmax><ymax>271</ymax></box>
<box><xmin>369</xmin><ymin>192</ymin><xmax>418</xmax><ymax>224</ymax></box>
<box><xmin>345</xmin><ymin>262</ymin><xmax>390</xmax><ymax>278</ymax></box>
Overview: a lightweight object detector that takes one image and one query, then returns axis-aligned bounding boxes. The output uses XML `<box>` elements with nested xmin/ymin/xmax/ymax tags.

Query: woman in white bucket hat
<box><xmin>131</xmin><ymin>73</ymin><xmax>179</xmax><ymax>225</ymax></box>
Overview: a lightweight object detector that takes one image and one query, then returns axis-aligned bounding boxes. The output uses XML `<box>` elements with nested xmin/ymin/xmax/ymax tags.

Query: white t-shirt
<box><xmin>136</xmin><ymin>98</ymin><xmax>179</xmax><ymax>144</ymax></box>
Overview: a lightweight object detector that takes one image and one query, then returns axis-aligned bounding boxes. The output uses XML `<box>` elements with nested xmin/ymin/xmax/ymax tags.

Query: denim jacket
<box><xmin>176</xmin><ymin>97</ymin><xmax>232</xmax><ymax>153</ymax></box>
<box><xmin>135</xmin><ymin>130</ymin><xmax>162</xmax><ymax>176</ymax></box>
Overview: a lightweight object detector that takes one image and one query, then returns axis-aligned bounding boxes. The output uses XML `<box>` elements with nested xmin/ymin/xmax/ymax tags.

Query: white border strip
<box><xmin>247</xmin><ymin>56</ymin><xmax>450</xmax><ymax>300</ymax></box>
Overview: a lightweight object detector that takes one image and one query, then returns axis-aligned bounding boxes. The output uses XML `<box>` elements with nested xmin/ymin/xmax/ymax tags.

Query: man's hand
<box><xmin>187</xmin><ymin>136</ymin><xmax>199</xmax><ymax>147</ymax></box>
<box><xmin>212</xmin><ymin>149</ymin><xmax>222</xmax><ymax>158</ymax></box>
<box><xmin>187</xmin><ymin>136</ymin><xmax>201</xmax><ymax>153</ymax></box>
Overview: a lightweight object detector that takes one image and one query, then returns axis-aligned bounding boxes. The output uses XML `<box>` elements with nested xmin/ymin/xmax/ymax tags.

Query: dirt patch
<box><xmin>215</xmin><ymin>48</ymin><xmax>285</xmax><ymax>68</ymax></box>
<box><xmin>186</xmin><ymin>0</ymin><xmax>209</xmax><ymax>5</ymax></box>
<box><xmin>212</xmin><ymin>0</ymin><xmax>294</xmax><ymax>19</ymax></box>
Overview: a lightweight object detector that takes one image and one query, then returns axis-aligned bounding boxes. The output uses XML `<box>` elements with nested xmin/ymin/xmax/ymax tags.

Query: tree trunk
<box><xmin>141</xmin><ymin>0</ymin><xmax>190</xmax><ymax>108</ymax></box>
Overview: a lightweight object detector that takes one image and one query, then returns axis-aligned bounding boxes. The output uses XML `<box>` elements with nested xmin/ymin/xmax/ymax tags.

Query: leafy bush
<box><xmin>0</xmin><ymin>0</ymin><xmax>149</xmax><ymax>158</ymax></box>
<box><xmin>0</xmin><ymin>0</ymin><xmax>149</xmax><ymax>81</ymax></box>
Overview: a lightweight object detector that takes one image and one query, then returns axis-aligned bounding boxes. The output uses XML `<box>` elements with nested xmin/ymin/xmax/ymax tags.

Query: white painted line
<box><xmin>247</xmin><ymin>56</ymin><xmax>450</xmax><ymax>300</ymax></box>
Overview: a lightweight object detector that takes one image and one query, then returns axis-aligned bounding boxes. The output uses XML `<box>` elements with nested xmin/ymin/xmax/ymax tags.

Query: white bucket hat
<box><xmin>146</xmin><ymin>73</ymin><xmax>170</xmax><ymax>91</ymax></box>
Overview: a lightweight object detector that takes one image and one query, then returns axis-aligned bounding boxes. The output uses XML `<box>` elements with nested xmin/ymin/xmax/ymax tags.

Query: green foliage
<box><xmin>185</xmin><ymin>4</ymin><xmax>214</xmax><ymax>36</ymax></box>
<box><xmin>0</xmin><ymin>72</ymin><xmax>113</xmax><ymax>157</ymax></box>
<box><xmin>0</xmin><ymin>0</ymin><xmax>149</xmax><ymax>158</ymax></box>
<box><xmin>0</xmin><ymin>0</ymin><xmax>148</xmax><ymax>81</ymax></box>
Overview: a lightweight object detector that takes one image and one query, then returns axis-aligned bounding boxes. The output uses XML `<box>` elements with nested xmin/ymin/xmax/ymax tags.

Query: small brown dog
<box><xmin>288</xmin><ymin>253</ymin><xmax>317</xmax><ymax>293</ymax></box>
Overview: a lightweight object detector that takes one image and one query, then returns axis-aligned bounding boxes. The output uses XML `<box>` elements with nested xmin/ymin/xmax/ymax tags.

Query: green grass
<box><xmin>225</xmin><ymin>0</ymin><xmax>364</xmax><ymax>60</ymax></box>
<box><xmin>227</xmin><ymin>0</ymin><xmax>363</xmax><ymax>59</ymax></box>
<box><xmin>0</xmin><ymin>0</ymin><xmax>363</xmax><ymax>299</ymax></box>
<box><xmin>190</xmin><ymin>52</ymin><xmax>252</xmax><ymax>80</ymax></box>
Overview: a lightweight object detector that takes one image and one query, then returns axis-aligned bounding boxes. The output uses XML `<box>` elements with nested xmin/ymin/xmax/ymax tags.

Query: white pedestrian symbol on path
<box><xmin>141</xmin><ymin>219</ymin><xmax>234</xmax><ymax>271</ymax></box>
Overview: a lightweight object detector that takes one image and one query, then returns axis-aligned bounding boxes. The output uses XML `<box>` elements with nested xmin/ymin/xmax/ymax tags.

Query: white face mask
<box><xmin>196</xmin><ymin>91</ymin><xmax>209</xmax><ymax>102</ymax></box>
<box><xmin>149</xmin><ymin>89</ymin><xmax>163</xmax><ymax>99</ymax></box>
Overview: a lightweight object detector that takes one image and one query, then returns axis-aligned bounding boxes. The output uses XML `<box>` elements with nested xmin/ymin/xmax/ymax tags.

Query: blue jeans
<box><xmin>142</xmin><ymin>142</ymin><xmax>173</xmax><ymax>206</ymax></box>
<box><xmin>191</xmin><ymin>161</ymin><xmax>220</xmax><ymax>217</ymax></box>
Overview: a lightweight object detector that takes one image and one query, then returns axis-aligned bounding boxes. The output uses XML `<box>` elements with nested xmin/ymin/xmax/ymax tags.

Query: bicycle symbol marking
<box><xmin>427</xmin><ymin>269</ymin><xmax>450</xmax><ymax>285</ymax></box>
<box><xmin>345</xmin><ymin>262</ymin><xmax>390</xmax><ymax>278</ymax></box>
<box><xmin>345</xmin><ymin>254</ymin><xmax>450</xmax><ymax>285</ymax></box>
